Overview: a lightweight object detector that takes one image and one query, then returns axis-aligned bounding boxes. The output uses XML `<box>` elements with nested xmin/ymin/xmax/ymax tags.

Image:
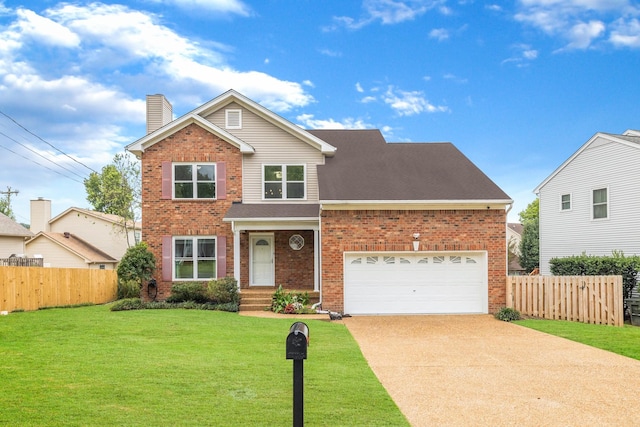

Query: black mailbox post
<box><xmin>286</xmin><ymin>322</ymin><xmax>309</xmax><ymax>427</ymax></box>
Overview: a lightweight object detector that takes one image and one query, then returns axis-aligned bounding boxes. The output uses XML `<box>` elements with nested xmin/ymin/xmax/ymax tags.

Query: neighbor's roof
<box><xmin>0</xmin><ymin>213</ymin><xmax>33</xmax><ymax>238</ymax></box>
<box><xmin>53</xmin><ymin>207</ymin><xmax>141</xmax><ymax>230</ymax></box>
<box><xmin>311</xmin><ymin>129</ymin><xmax>511</xmax><ymax>203</ymax></box>
<box><xmin>27</xmin><ymin>232</ymin><xmax>117</xmax><ymax>264</ymax></box>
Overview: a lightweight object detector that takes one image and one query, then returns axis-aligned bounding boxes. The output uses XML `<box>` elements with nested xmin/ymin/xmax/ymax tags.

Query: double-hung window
<box><xmin>264</xmin><ymin>165</ymin><xmax>305</xmax><ymax>199</ymax></box>
<box><xmin>174</xmin><ymin>163</ymin><xmax>216</xmax><ymax>199</ymax></box>
<box><xmin>561</xmin><ymin>194</ymin><xmax>571</xmax><ymax>211</ymax></box>
<box><xmin>173</xmin><ymin>236</ymin><xmax>216</xmax><ymax>280</ymax></box>
<box><xmin>592</xmin><ymin>188</ymin><xmax>608</xmax><ymax>219</ymax></box>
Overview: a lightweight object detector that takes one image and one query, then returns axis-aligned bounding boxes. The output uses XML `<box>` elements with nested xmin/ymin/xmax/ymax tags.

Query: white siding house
<box><xmin>534</xmin><ymin>129</ymin><xmax>640</xmax><ymax>274</ymax></box>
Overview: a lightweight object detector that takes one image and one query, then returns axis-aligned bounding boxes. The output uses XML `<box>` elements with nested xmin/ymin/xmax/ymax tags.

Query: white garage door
<box><xmin>344</xmin><ymin>252</ymin><xmax>487</xmax><ymax>315</ymax></box>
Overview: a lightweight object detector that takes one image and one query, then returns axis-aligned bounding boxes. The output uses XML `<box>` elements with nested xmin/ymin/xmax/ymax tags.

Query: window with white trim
<box><xmin>561</xmin><ymin>194</ymin><xmax>571</xmax><ymax>211</ymax></box>
<box><xmin>174</xmin><ymin>236</ymin><xmax>216</xmax><ymax>280</ymax></box>
<box><xmin>263</xmin><ymin>165</ymin><xmax>305</xmax><ymax>199</ymax></box>
<box><xmin>225</xmin><ymin>109</ymin><xmax>242</xmax><ymax>129</ymax></box>
<box><xmin>592</xmin><ymin>188</ymin><xmax>608</xmax><ymax>219</ymax></box>
<box><xmin>174</xmin><ymin>163</ymin><xmax>216</xmax><ymax>199</ymax></box>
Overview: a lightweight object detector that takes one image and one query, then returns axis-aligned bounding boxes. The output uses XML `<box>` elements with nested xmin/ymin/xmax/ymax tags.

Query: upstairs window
<box><xmin>592</xmin><ymin>188</ymin><xmax>608</xmax><ymax>219</ymax></box>
<box><xmin>174</xmin><ymin>163</ymin><xmax>216</xmax><ymax>199</ymax></box>
<box><xmin>561</xmin><ymin>194</ymin><xmax>571</xmax><ymax>211</ymax></box>
<box><xmin>263</xmin><ymin>165</ymin><xmax>305</xmax><ymax>199</ymax></box>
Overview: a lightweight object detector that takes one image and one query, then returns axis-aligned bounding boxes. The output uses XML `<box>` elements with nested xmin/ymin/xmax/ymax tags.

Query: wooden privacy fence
<box><xmin>506</xmin><ymin>275</ymin><xmax>623</xmax><ymax>326</ymax></box>
<box><xmin>0</xmin><ymin>267</ymin><xmax>117</xmax><ymax>312</ymax></box>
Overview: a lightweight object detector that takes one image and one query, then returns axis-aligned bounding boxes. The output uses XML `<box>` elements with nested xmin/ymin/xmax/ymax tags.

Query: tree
<box><xmin>518</xmin><ymin>199</ymin><xmax>539</xmax><ymax>273</ymax></box>
<box><xmin>84</xmin><ymin>153</ymin><xmax>140</xmax><ymax>246</ymax></box>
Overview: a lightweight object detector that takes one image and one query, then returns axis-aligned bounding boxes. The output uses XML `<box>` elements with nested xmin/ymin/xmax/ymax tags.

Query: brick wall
<box><xmin>320</xmin><ymin>209</ymin><xmax>507</xmax><ymax>313</ymax></box>
<box><xmin>238</xmin><ymin>230</ymin><xmax>314</xmax><ymax>290</ymax></box>
<box><xmin>141</xmin><ymin>123</ymin><xmax>243</xmax><ymax>300</ymax></box>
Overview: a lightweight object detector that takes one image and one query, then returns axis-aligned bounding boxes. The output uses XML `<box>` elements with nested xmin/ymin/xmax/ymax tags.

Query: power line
<box><xmin>0</xmin><ymin>109</ymin><xmax>98</xmax><ymax>174</ymax></box>
<box><xmin>0</xmin><ymin>130</ymin><xmax>90</xmax><ymax>181</ymax></box>
<box><xmin>0</xmin><ymin>141</ymin><xmax>84</xmax><ymax>184</ymax></box>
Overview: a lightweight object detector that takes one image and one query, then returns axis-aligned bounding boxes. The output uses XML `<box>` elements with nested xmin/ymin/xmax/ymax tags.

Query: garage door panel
<box><xmin>344</xmin><ymin>252</ymin><xmax>487</xmax><ymax>314</ymax></box>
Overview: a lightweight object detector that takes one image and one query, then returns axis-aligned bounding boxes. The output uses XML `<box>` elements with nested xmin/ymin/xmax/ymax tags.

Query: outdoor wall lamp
<box><xmin>412</xmin><ymin>233</ymin><xmax>420</xmax><ymax>251</ymax></box>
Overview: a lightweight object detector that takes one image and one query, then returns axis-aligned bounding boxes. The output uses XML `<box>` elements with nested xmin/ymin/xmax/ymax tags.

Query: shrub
<box><xmin>117</xmin><ymin>242</ymin><xmax>156</xmax><ymax>291</ymax></box>
<box><xmin>495</xmin><ymin>307</ymin><xmax>521</xmax><ymax>322</ymax></box>
<box><xmin>206</xmin><ymin>277</ymin><xmax>239</xmax><ymax>304</ymax></box>
<box><xmin>117</xmin><ymin>278</ymin><xmax>141</xmax><ymax>299</ymax></box>
<box><xmin>110</xmin><ymin>298</ymin><xmax>143</xmax><ymax>311</ymax></box>
<box><xmin>271</xmin><ymin>285</ymin><xmax>309</xmax><ymax>314</ymax></box>
<box><xmin>550</xmin><ymin>252</ymin><xmax>640</xmax><ymax>299</ymax></box>
<box><xmin>166</xmin><ymin>283</ymin><xmax>208</xmax><ymax>303</ymax></box>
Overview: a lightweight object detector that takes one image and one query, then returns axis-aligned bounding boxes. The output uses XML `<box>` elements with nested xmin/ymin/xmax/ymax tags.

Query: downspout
<box><xmin>312</xmin><ymin>203</ymin><xmax>323</xmax><ymax>311</ymax></box>
<box><xmin>505</xmin><ymin>202</ymin><xmax>514</xmax><ymax>276</ymax></box>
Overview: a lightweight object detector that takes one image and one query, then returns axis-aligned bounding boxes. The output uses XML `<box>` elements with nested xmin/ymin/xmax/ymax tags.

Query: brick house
<box><xmin>126</xmin><ymin>90</ymin><xmax>512</xmax><ymax>314</ymax></box>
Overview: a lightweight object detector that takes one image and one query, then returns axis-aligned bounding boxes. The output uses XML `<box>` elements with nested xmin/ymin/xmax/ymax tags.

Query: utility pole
<box><xmin>0</xmin><ymin>186</ymin><xmax>19</xmax><ymax>206</ymax></box>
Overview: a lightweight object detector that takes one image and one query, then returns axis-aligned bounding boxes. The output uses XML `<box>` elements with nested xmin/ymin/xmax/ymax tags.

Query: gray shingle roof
<box><xmin>0</xmin><ymin>213</ymin><xmax>33</xmax><ymax>237</ymax></box>
<box><xmin>310</xmin><ymin>129</ymin><xmax>511</xmax><ymax>202</ymax></box>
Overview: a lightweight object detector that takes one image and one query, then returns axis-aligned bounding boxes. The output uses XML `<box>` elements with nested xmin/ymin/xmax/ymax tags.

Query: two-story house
<box><xmin>535</xmin><ymin>129</ymin><xmax>640</xmax><ymax>274</ymax></box>
<box><xmin>126</xmin><ymin>90</ymin><xmax>512</xmax><ymax>315</ymax></box>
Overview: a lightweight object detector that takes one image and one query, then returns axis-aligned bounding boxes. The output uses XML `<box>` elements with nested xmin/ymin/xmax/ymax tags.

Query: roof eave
<box><xmin>319</xmin><ymin>199</ymin><xmax>513</xmax><ymax>210</ymax></box>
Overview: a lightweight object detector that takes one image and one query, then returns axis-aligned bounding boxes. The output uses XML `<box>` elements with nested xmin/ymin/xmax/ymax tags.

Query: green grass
<box><xmin>0</xmin><ymin>305</ymin><xmax>408</xmax><ymax>426</ymax></box>
<box><xmin>516</xmin><ymin>319</ymin><xmax>640</xmax><ymax>360</ymax></box>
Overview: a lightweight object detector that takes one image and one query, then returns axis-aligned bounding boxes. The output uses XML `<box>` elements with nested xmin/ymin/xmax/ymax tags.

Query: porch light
<box><xmin>412</xmin><ymin>233</ymin><xmax>420</xmax><ymax>251</ymax></box>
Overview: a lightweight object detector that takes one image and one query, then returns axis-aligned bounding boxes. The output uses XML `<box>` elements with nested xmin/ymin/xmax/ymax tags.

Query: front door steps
<box><xmin>239</xmin><ymin>288</ymin><xmax>320</xmax><ymax>312</ymax></box>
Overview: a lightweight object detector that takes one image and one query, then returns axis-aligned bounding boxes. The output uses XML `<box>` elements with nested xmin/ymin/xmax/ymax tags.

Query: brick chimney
<box><xmin>146</xmin><ymin>94</ymin><xmax>173</xmax><ymax>134</ymax></box>
<box><xmin>30</xmin><ymin>197</ymin><xmax>51</xmax><ymax>234</ymax></box>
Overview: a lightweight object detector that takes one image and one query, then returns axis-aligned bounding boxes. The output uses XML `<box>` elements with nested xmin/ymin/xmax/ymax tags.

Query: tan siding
<box><xmin>204</xmin><ymin>103</ymin><xmax>324</xmax><ymax>203</ymax></box>
<box><xmin>0</xmin><ymin>237</ymin><xmax>28</xmax><ymax>257</ymax></box>
<box><xmin>26</xmin><ymin>238</ymin><xmax>88</xmax><ymax>269</ymax></box>
<box><xmin>50</xmin><ymin>212</ymin><xmax>133</xmax><ymax>261</ymax></box>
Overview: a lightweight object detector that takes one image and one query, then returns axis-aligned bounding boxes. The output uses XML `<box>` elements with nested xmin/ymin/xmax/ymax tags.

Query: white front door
<box><xmin>250</xmin><ymin>234</ymin><xmax>274</xmax><ymax>286</ymax></box>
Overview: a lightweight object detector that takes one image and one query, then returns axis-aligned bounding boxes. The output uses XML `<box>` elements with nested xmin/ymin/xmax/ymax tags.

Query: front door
<box><xmin>250</xmin><ymin>234</ymin><xmax>274</xmax><ymax>286</ymax></box>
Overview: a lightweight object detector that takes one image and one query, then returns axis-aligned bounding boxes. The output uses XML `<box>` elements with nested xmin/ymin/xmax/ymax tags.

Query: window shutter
<box><xmin>217</xmin><ymin>236</ymin><xmax>227</xmax><ymax>278</ymax></box>
<box><xmin>217</xmin><ymin>162</ymin><xmax>226</xmax><ymax>200</ymax></box>
<box><xmin>161</xmin><ymin>161</ymin><xmax>172</xmax><ymax>199</ymax></box>
<box><xmin>162</xmin><ymin>236</ymin><xmax>172</xmax><ymax>281</ymax></box>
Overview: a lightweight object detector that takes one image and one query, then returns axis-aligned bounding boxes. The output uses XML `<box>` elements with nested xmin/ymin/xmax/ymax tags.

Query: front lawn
<box><xmin>0</xmin><ymin>305</ymin><xmax>408</xmax><ymax>426</ymax></box>
<box><xmin>516</xmin><ymin>319</ymin><xmax>640</xmax><ymax>360</ymax></box>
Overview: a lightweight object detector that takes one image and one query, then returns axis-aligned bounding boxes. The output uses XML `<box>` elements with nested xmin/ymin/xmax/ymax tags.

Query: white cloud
<box><xmin>382</xmin><ymin>86</ymin><xmax>449</xmax><ymax>116</ymax></box>
<box><xmin>329</xmin><ymin>0</ymin><xmax>446</xmax><ymax>30</ymax></box>
<box><xmin>296</xmin><ymin>114</ymin><xmax>372</xmax><ymax>129</ymax></box>
<box><xmin>610</xmin><ymin>17</ymin><xmax>640</xmax><ymax>47</ymax></box>
<box><xmin>14</xmin><ymin>9</ymin><xmax>80</xmax><ymax>47</ymax></box>
<box><xmin>429</xmin><ymin>28</ymin><xmax>450</xmax><ymax>41</ymax></box>
<box><xmin>502</xmin><ymin>43</ymin><xmax>539</xmax><ymax>66</ymax></box>
<box><xmin>156</xmin><ymin>0</ymin><xmax>252</xmax><ymax>16</ymax></box>
<box><xmin>515</xmin><ymin>0</ymin><xmax>640</xmax><ymax>49</ymax></box>
<box><xmin>443</xmin><ymin>73</ymin><xmax>468</xmax><ymax>83</ymax></box>
<box><xmin>319</xmin><ymin>48</ymin><xmax>342</xmax><ymax>57</ymax></box>
<box><xmin>356</xmin><ymin>82</ymin><xmax>364</xmax><ymax>92</ymax></box>
<box><xmin>360</xmin><ymin>96</ymin><xmax>377</xmax><ymax>103</ymax></box>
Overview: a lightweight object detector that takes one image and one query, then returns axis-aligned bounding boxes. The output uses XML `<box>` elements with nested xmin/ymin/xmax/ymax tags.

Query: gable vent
<box><xmin>225</xmin><ymin>109</ymin><xmax>242</xmax><ymax>129</ymax></box>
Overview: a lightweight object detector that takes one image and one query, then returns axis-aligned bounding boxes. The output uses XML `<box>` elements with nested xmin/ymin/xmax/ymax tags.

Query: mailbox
<box><xmin>286</xmin><ymin>322</ymin><xmax>309</xmax><ymax>360</ymax></box>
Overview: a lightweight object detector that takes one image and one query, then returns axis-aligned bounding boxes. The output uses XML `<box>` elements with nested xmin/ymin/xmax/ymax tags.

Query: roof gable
<box><xmin>126</xmin><ymin>89</ymin><xmax>336</xmax><ymax>157</ymax></box>
<box><xmin>311</xmin><ymin>129</ymin><xmax>511</xmax><ymax>203</ymax></box>
<box><xmin>27</xmin><ymin>232</ymin><xmax>117</xmax><ymax>263</ymax></box>
<box><xmin>126</xmin><ymin>113</ymin><xmax>255</xmax><ymax>156</ymax></box>
<box><xmin>52</xmin><ymin>207</ymin><xmax>141</xmax><ymax>230</ymax></box>
<box><xmin>535</xmin><ymin>131</ymin><xmax>640</xmax><ymax>193</ymax></box>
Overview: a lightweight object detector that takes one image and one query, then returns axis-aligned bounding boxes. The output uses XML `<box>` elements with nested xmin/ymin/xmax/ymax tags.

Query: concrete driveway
<box><xmin>343</xmin><ymin>315</ymin><xmax>640</xmax><ymax>427</ymax></box>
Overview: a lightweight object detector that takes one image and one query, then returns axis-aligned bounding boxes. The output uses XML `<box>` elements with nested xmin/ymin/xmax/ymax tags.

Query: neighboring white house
<box><xmin>534</xmin><ymin>129</ymin><xmax>640</xmax><ymax>274</ymax></box>
<box><xmin>25</xmin><ymin>198</ymin><xmax>141</xmax><ymax>269</ymax></box>
<box><xmin>0</xmin><ymin>213</ymin><xmax>33</xmax><ymax>257</ymax></box>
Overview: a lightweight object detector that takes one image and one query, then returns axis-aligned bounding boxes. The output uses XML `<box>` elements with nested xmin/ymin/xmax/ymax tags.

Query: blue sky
<box><xmin>1</xmin><ymin>0</ymin><xmax>639</xmax><ymax>225</ymax></box>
